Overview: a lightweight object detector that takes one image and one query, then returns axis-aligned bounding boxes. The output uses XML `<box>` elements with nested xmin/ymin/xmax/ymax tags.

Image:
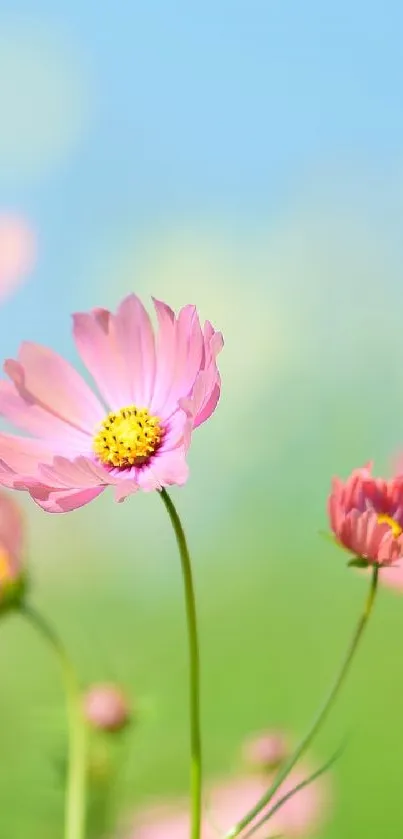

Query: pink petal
<box><xmin>137</xmin><ymin>449</ymin><xmax>189</xmax><ymax>491</ymax></box>
<box><xmin>0</xmin><ymin>463</ymin><xmax>21</xmax><ymax>489</ymax></box>
<box><xmin>0</xmin><ymin>490</ymin><xmax>24</xmax><ymax>559</ymax></box>
<box><xmin>0</xmin><ymin>380</ymin><xmax>90</xmax><ymax>451</ymax></box>
<box><xmin>114</xmin><ymin>294</ymin><xmax>156</xmax><ymax>406</ymax></box>
<box><xmin>165</xmin><ymin>305</ymin><xmax>203</xmax><ymax>413</ymax></box>
<box><xmin>4</xmin><ymin>342</ymin><xmax>104</xmax><ymax>435</ymax></box>
<box><xmin>159</xmin><ymin>409</ymin><xmax>189</xmax><ymax>452</ymax></box>
<box><xmin>149</xmin><ymin>298</ymin><xmax>176</xmax><ymax>413</ymax></box>
<box><xmin>38</xmin><ymin>455</ymin><xmax>115</xmax><ymax>490</ymax></box>
<box><xmin>73</xmin><ymin>308</ymin><xmax>130</xmax><ymax>410</ymax></box>
<box><xmin>378</xmin><ymin>531</ymin><xmax>403</xmax><ymax>565</ymax></box>
<box><xmin>30</xmin><ymin>484</ymin><xmax>105</xmax><ymax>513</ymax></box>
<box><xmin>114</xmin><ymin>479</ymin><xmax>139</xmax><ymax>502</ymax></box>
<box><xmin>151</xmin><ymin>302</ymin><xmax>204</xmax><ymax>417</ymax></box>
<box><xmin>193</xmin><ymin>381</ymin><xmax>221</xmax><ymax>428</ymax></box>
<box><xmin>178</xmin><ymin>326</ymin><xmax>223</xmax><ymax>429</ymax></box>
<box><xmin>0</xmin><ymin>432</ymin><xmax>54</xmax><ymax>476</ymax></box>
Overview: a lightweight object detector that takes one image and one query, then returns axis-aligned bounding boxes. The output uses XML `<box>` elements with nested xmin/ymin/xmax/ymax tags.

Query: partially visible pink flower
<box><xmin>0</xmin><ymin>294</ymin><xmax>223</xmax><ymax>512</ymax></box>
<box><xmin>378</xmin><ymin>563</ymin><xmax>403</xmax><ymax>592</ymax></box>
<box><xmin>0</xmin><ymin>489</ymin><xmax>25</xmax><ymax>608</ymax></box>
<box><xmin>0</xmin><ymin>214</ymin><xmax>36</xmax><ymax>300</ymax></box>
<box><xmin>328</xmin><ymin>462</ymin><xmax>403</xmax><ymax>565</ymax></box>
<box><xmin>242</xmin><ymin>730</ymin><xmax>289</xmax><ymax>772</ymax></box>
<box><xmin>128</xmin><ymin>766</ymin><xmax>328</xmax><ymax>839</ymax></box>
<box><xmin>83</xmin><ymin>683</ymin><xmax>131</xmax><ymax>732</ymax></box>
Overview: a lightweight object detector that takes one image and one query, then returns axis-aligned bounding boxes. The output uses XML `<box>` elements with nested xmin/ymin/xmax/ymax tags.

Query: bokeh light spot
<box><xmin>0</xmin><ymin>214</ymin><xmax>36</xmax><ymax>300</ymax></box>
<box><xmin>0</xmin><ymin>22</ymin><xmax>92</xmax><ymax>183</ymax></box>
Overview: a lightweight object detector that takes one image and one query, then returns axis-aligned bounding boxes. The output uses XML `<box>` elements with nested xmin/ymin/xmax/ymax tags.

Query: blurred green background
<box><xmin>1</xmin><ymin>2</ymin><xmax>403</xmax><ymax>837</ymax></box>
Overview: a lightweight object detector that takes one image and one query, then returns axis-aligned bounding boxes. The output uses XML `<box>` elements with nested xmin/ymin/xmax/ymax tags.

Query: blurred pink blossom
<box><xmin>128</xmin><ymin>766</ymin><xmax>328</xmax><ymax>839</ymax></box>
<box><xmin>0</xmin><ymin>214</ymin><xmax>36</xmax><ymax>300</ymax></box>
<box><xmin>0</xmin><ymin>294</ymin><xmax>223</xmax><ymax>511</ymax></box>
<box><xmin>328</xmin><ymin>462</ymin><xmax>403</xmax><ymax>565</ymax></box>
<box><xmin>0</xmin><ymin>489</ymin><xmax>25</xmax><ymax>607</ymax></box>
<box><xmin>374</xmin><ymin>561</ymin><xmax>403</xmax><ymax>592</ymax></box>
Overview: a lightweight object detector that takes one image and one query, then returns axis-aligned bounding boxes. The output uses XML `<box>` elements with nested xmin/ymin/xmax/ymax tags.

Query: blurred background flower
<box><xmin>0</xmin><ymin>489</ymin><xmax>25</xmax><ymax>610</ymax></box>
<box><xmin>0</xmin><ymin>214</ymin><xmax>36</xmax><ymax>302</ymax></box>
<box><xmin>127</xmin><ymin>733</ymin><xmax>329</xmax><ymax>839</ymax></box>
<box><xmin>0</xmin><ymin>2</ymin><xmax>403</xmax><ymax>838</ymax></box>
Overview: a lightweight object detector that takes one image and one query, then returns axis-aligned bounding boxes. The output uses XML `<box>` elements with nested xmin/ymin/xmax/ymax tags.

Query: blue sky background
<box><xmin>1</xmin><ymin>0</ymin><xmax>403</xmax><ymax>349</ymax></box>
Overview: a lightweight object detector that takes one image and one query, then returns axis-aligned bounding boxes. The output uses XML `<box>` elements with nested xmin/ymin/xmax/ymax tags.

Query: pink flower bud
<box><xmin>242</xmin><ymin>730</ymin><xmax>289</xmax><ymax>771</ymax></box>
<box><xmin>83</xmin><ymin>683</ymin><xmax>131</xmax><ymax>732</ymax></box>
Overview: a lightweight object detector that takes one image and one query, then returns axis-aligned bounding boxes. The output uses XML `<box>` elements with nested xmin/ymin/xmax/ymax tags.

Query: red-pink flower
<box><xmin>128</xmin><ymin>767</ymin><xmax>327</xmax><ymax>839</ymax></box>
<box><xmin>328</xmin><ymin>463</ymin><xmax>403</xmax><ymax>565</ymax></box>
<box><xmin>0</xmin><ymin>294</ymin><xmax>223</xmax><ymax>512</ymax></box>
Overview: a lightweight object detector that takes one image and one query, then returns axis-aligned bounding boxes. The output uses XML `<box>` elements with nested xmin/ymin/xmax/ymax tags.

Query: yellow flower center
<box><xmin>93</xmin><ymin>406</ymin><xmax>163</xmax><ymax>468</ymax></box>
<box><xmin>377</xmin><ymin>514</ymin><xmax>403</xmax><ymax>538</ymax></box>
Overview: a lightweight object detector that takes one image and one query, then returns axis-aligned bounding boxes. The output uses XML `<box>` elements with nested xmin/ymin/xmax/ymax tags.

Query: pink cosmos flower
<box><xmin>0</xmin><ymin>294</ymin><xmax>223</xmax><ymax>512</ymax></box>
<box><xmin>128</xmin><ymin>766</ymin><xmax>327</xmax><ymax>839</ymax></box>
<box><xmin>328</xmin><ymin>463</ymin><xmax>403</xmax><ymax>565</ymax></box>
<box><xmin>83</xmin><ymin>683</ymin><xmax>131</xmax><ymax>732</ymax></box>
<box><xmin>0</xmin><ymin>489</ymin><xmax>25</xmax><ymax>607</ymax></box>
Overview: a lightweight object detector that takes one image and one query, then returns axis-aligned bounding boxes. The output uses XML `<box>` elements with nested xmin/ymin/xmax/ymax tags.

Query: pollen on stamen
<box><xmin>93</xmin><ymin>406</ymin><xmax>163</xmax><ymax>469</ymax></box>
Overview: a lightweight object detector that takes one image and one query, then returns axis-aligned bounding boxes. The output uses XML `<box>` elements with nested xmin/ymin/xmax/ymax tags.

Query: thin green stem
<box><xmin>225</xmin><ymin>565</ymin><xmax>379</xmax><ymax>839</ymax></box>
<box><xmin>20</xmin><ymin>602</ymin><xmax>87</xmax><ymax>839</ymax></box>
<box><xmin>243</xmin><ymin>740</ymin><xmax>345</xmax><ymax>839</ymax></box>
<box><xmin>160</xmin><ymin>489</ymin><xmax>202</xmax><ymax>839</ymax></box>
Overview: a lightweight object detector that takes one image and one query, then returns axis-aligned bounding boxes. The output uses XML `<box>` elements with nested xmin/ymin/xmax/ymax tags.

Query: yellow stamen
<box><xmin>377</xmin><ymin>514</ymin><xmax>403</xmax><ymax>538</ymax></box>
<box><xmin>93</xmin><ymin>405</ymin><xmax>163</xmax><ymax>468</ymax></box>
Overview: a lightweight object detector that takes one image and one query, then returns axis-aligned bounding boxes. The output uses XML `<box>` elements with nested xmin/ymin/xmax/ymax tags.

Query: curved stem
<box><xmin>20</xmin><ymin>602</ymin><xmax>87</xmax><ymax>839</ymax></box>
<box><xmin>225</xmin><ymin>565</ymin><xmax>379</xmax><ymax>839</ymax></box>
<box><xmin>160</xmin><ymin>489</ymin><xmax>202</xmax><ymax>839</ymax></box>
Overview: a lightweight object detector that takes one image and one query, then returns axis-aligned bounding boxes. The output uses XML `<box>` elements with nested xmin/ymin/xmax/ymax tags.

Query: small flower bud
<box><xmin>83</xmin><ymin>683</ymin><xmax>131</xmax><ymax>733</ymax></box>
<box><xmin>242</xmin><ymin>730</ymin><xmax>289</xmax><ymax>772</ymax></box>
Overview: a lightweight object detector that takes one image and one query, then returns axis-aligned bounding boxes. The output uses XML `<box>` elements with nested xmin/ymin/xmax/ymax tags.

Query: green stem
<box><xmin>225</xmin><ymin>565</ymin><xmax>379</xmax><ymax>839</ymax></box>
<box><xmin>20</xmin><ymin>602</ymin><xmax>87</xmax><ymax>839</ymax></box>
<box><xmin>160</xmin><ymin>489</ymin><xmax>202</xmax><ymax>839</ymax></box>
